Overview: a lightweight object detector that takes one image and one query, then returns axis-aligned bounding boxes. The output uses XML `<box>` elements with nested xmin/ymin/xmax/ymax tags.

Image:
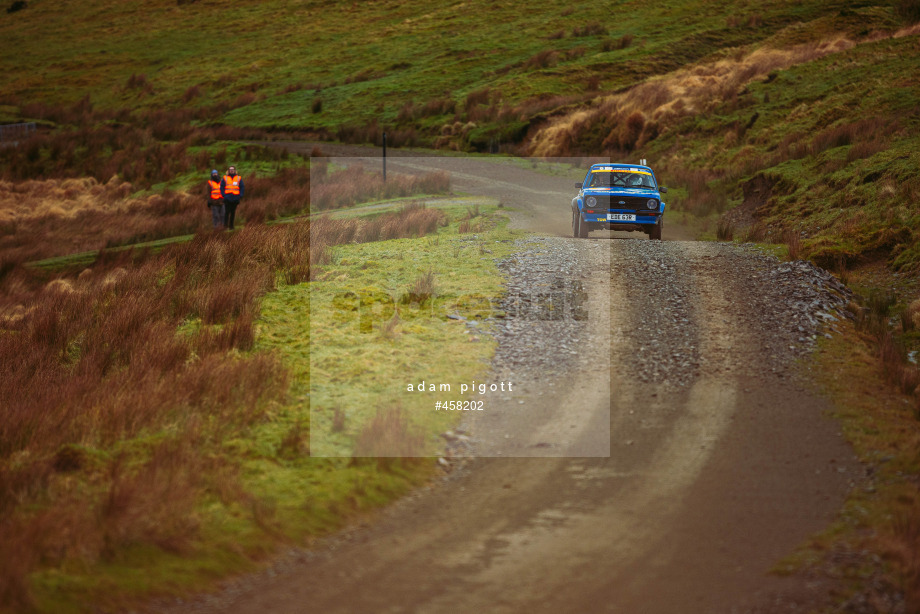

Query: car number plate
<box><xmin>607</xmin><ymin>213</ymin><xmax>636</xmax><ymax>222</ymax></box>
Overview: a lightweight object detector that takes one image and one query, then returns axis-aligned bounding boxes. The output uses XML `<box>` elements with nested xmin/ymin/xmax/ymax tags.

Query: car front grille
<box><xmin>587</xmin><ymin>195</ymin><xmax>653</xmax><ymax>210</ymax></box>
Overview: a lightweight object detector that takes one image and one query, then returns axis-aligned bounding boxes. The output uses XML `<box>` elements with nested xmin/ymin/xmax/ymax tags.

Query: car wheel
<box><xmin>650</xmin><ymin>218</ymin><xmax>662</xmax><ymax>241</ymax></box>
<box><xmin>572</xmin><ymin>209</ymin><xmax>579</xmax><ymax>238</ymax></box>
<box><xmin>576</xmin><ymin>212</ymin><xmax>589</xmax><ymax>238</ymax></box>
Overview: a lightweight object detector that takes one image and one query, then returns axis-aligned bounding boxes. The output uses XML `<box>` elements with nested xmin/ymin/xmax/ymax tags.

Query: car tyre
<box><xmin>650</xmin><ymin>218</ymin><xmax>662</xmax><ymax>241</ymax></box>
<box><xmin>573</xmin><ymin>209</ymin><xmax>589</xmax><ymax>238</ymax></box>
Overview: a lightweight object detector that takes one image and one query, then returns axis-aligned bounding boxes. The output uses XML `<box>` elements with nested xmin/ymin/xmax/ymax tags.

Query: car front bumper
<box><xmin>584</xmin><ymin>213</ymin><xmax>661</xmax><ymax>226</ymax></box>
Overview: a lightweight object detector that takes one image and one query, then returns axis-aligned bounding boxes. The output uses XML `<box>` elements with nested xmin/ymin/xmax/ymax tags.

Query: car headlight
<box><xmin>587</xmin><ymin>196</ymin><xmax>597</xmax><ymax>207</ymax></box>
<box><xmin>646</xmin><ymin>199</ymin><xmax>658</xmax><ymax>210</ymax></box>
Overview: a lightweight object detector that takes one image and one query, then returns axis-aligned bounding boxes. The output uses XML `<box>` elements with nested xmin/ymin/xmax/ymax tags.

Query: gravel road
<box><xmin>155</xmin><ymin>146</ymin><xmax>860</xmax><ymax>614</ymax></box>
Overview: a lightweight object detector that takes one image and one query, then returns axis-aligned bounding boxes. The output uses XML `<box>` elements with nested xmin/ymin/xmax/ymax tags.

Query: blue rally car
<box><xmin>571</xmin><ymin>163</ymin><xmax>667</xmax><ymax>240</ymax></box>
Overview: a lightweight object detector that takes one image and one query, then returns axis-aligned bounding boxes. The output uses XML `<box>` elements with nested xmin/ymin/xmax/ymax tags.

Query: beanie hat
<box><xmin>211</xmin><ymin>169</ymin><xmax>219</xmax><ymax>175</ymax></box>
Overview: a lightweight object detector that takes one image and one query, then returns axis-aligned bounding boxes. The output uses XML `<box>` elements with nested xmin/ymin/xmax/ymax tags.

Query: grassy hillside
<box><xmin>0</xmin><ymin>1</ymin><xmax>907</xmax><ymax>133</ymax></box>
<box><xmin>647</xmin><ymin>28</ymin><xmax>920</xmax><ymax>270</ymax></box>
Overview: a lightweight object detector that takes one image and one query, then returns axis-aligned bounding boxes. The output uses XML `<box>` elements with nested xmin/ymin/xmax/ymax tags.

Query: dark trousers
<box><xmin>209</xmin><ymin>202</ymin><xmax>225</xmax><ymax>229</ymax></box>
<box><xmin>224</xmin><ymin>201</ymin><xmax>239</xmax><ymax>229</ymax></box>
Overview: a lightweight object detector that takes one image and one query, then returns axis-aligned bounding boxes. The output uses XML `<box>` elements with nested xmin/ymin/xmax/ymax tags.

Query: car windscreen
<box><xmin>588</xmin><ymin>170</ymin><xmax>657</xmax><ymax>189</ymax></box>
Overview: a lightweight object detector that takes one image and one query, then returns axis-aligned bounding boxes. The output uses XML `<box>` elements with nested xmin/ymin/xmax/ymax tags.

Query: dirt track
<box><xmin>160</xmin><ymin>146</ymin><xmax>859</xmax><ymax>613</ymax></box>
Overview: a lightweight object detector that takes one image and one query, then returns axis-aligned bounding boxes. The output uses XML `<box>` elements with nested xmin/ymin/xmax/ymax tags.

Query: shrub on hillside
<box><xmin>571</xmin><ymin>23</ymin><xmax>607</xmax><ymax>37</ymax></box>
<box><xmin>125</xmin><ymin>73</ymin><xmax>149</xmax><ymax>90</ymax></box>
<box><xmin>527</xmin><ymin>38</ymin><xmax>860</xmax><ymax>157</ymax></box>
<box><xmin>601</xmin><ymin>34</ymin><xmax>633</xmax><ymax>51</ymax></box>
<box><xmin>182</xmin><ymin>84</ymin><xmax>202</xmax><ymax>102</ymax></box>
<box><xmin>525</xmin><ymin>50</ymin><xmax>560</xmax><ymax>70</ymax></box>
<box><xmin>464</xmin><ymin>87</ymin><xmax>492</xmax><ymax>110</ymax></box>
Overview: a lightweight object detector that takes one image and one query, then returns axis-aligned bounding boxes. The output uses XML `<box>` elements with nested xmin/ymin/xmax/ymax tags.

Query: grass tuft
<box><xmin>740</xmin><ymin>221</ymin><xmax>767</xmax><ymax>243</ymax></box>
<box><xmin>784</xmin><ymin>229</ymin><xmax>802</xmax><ymax>261</ymax></box>
<box><xmin>716</xmin><ymin>217</ymin><xmax>735</xmax><ymax>241</ymax></box>
<box><xmin>352</xmin><ymin>406</ymin><xmax>424</xmax><ymax>458</ymax></box>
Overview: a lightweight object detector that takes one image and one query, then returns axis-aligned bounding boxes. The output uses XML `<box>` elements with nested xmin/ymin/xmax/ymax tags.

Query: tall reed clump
<box><xmin>849</xmin><ymin>290</ymin><xmax>920</xmax><ymax>607</ymax></box>
<box><xmin>716</xmin><ymin>217</ymin><xmax>735</xmax><ymax>241</ymax></box>
<box><xmin>852</xmin><ymin>290</ymin><xmax>920</xmax><ymax>411</ymax></box>
<box><xmin>310</xmin><ymin>167</ymin><xmax>450</xmax><ymax>211</ymax></box>
<box><xmin>310</xmin><ymin>203</ymin><xmax>448</xmax><ymax>277</ymax></box>
<box><xmin>0</xmin><ymin>221</ymin><xmax>329</xmax><ymax>608</ymax></box>
<box><xmin>243</xmin><ymin>165</ymin><xmax>312</xmax><ymax>224</ymax></box>
<box><xmin>352</xmin><ymin>405</ymin><xmax>425</xmax><ymax>458</ymax></box>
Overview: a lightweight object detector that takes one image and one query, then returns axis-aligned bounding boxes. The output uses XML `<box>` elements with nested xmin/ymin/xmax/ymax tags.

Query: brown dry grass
<box><xmin>0</xmin><ymin>161</ymin><xmax>439</xmax><ymax>267</ymax></box>
<box><xmin>244</xmin><ymin>165</ymin><xmax>312</xmax><ymax>224</ymax></box>
<box><xmin>571</xmin><ymin>23</ymin><xmax>607</xmax><ymax>37</ymax></box>
<box><xmin>852</xmin><ymin>290</ymin><xmax>920</xmax><ymax>399</ymax></box>
<box><xmin>882</xmin><ymin>499</ymin><xmax>920</xmax><ymax>609</ymax></box>
<box><xmin>0</xmin><ymin>176</ymin><xmax>206</xmax><ymax>264</ymax></box>
<box><xmin>814</xmin><ymin>324</ymin><xmax>920</xmax><ymax>608</ymax></box>
<box><xmin>601</xmin><ymin>34</ymin><xmax>633</xmax><ymax>51</ymax></box>
<box><xmin>528</xmin><ymin>37</ymin><xmax>857</xmax><ymax>156</ymax></box>
<box><xmin>0</xmin><ymin>115</ymin><xmax>278</xmax><ymax>188</ymax></box>
<box><xmin>849</xmin><ymin>308</ymin><xmax>920</xmax><ymax>606</ymax></box>
<box><xmin>716</xmin><ymin>217</ymin><xmax>735</xmax><ymax>241</ymax></box>
<box><xmin>310</xmin><ymin>167</ymin><xmax>450</xmax><ymax>211</ymax></box>
<box><xmin>352</xmin><ymin>405</ymin><xmax>424</xmax><ymax>458</ymax></box>
<box><xmin>740</xmin><ymin>221</ymin><xmax>767</xmax><ymax>243</ymax></box>
<box><xmin>785</xmin><ymin>229</ymin><xmax>803</xmax><ymax>261</ymax></box>
<box><xmin>397</xmin><ymin>97</ymin><xmax>456</xmax><ymax>121</ymax></box>
<box><xmin>335</xmin><ymin>122</ymin><xmax>420</xmax><ymax>148</ymax></box>
<box><xmin>407</xmin><ymin>269</ymin><xmax>436</xmax><ymax>304</ymax></box>
<box><xmin>524</xmin><ymin>49</ymin><xmax>561</xmax><ymax>70</ymax></box>
<box><xmin>906</xmin><ymin>298</ymin><xmax>920</xmax><ymax>331</ymax></box>
<box><xmin>0</xmin><ymin>201</ymin><xmax>448</xmax><ymax>606</ymax></box>
<box><xmin>0</xmin><ymin>221</ymin><xmax>324</xmax><ymax>607</ymax></box>
<box><xmin>742</xmin><ymin>116</ymin><xmax>900</xmax><ymax>174</ymax></box>
<box><xmin>309</xmin><ymin>203</ymin><xmax>447</xmax><ymax>278</ymax></box>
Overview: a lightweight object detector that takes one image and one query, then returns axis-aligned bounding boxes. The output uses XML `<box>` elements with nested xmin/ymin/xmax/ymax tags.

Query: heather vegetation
<box><xmin>0</xmin><ymin>199</ymin><xmax>490</xmax><ymax>611</ymax></box>
<box><xmin>0</xmin><ymin>226</ymin><xmax>296</xmax><ymax>611</ymax></box>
